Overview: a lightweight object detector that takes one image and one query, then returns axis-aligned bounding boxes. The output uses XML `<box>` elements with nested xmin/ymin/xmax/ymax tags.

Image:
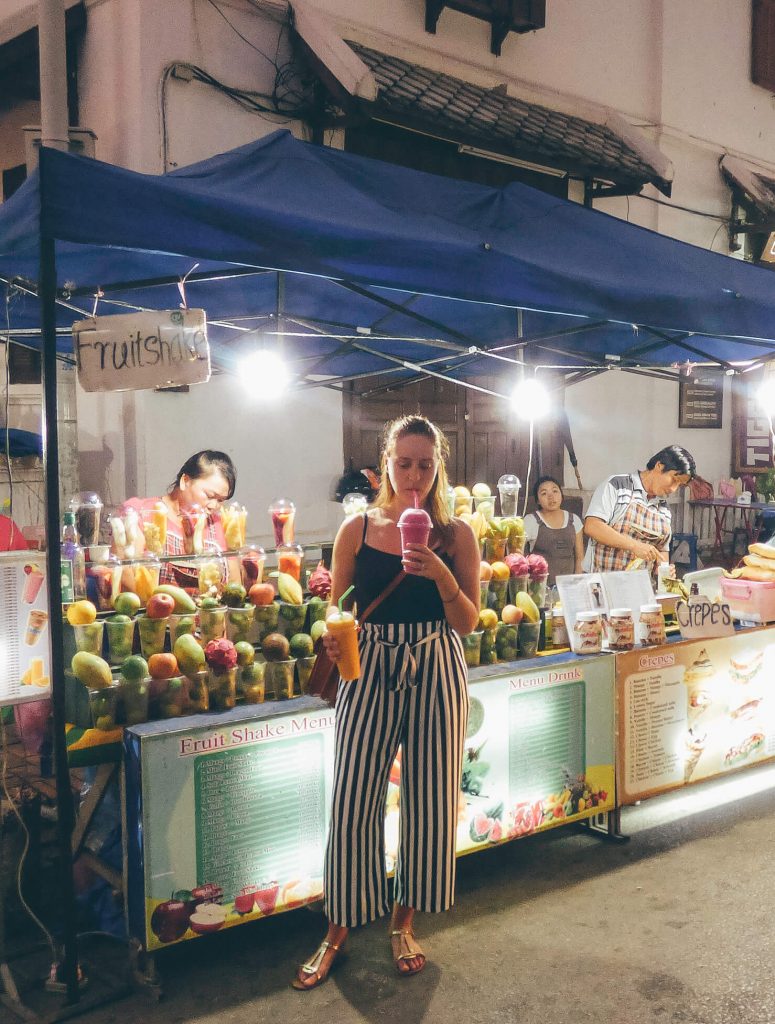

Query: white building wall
<box><xmin>1</xmin><ymin>0</ymin><xmax>772</xmax><ymax>525</ymax></box>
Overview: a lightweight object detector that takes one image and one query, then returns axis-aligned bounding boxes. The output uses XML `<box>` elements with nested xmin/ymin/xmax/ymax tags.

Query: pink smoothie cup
<box><xmin>398</xmin><ymin>506</ymin><xmax>432</xmax><ymax>574</ymax></box>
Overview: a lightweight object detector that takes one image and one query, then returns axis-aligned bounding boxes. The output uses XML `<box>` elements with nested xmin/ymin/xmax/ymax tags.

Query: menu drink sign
<box><xmin>0</xmin><ymin>551</ymin><xmax>51</xmax><ymax>707</ymax></box>
<box><xmin>125</xmin><ymin>655</ymin><xmax>616</xmax><ymax>952</ymax></box>
<box><xmin>72</xmin><ymin>309</ymin><xmax>211</xmax><ymax>393</ymax></box>
<box><xmin>616</xmin><ymin>630</ymin><xmax>775</xmax><ymax>803</ymax></box>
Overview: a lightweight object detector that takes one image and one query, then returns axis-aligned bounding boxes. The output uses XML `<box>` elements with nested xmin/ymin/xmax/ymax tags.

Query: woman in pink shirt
<box><xmin>122</xmin><ymin>450</ymin><xmax>236</xmax><ymax>585</ymax></box>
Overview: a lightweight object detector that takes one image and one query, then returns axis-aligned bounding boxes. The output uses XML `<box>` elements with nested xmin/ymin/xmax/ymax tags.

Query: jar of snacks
<box><xmin>639</xmin><ymin>603</ymin><xmax>666</xmax><ymax>647</ymax></box>
<box><xmin>574</xmin><ymin>611</ymin><xmax>603</xmax><ymax>654</ymax></box>
<box><xmin>607</xmin><ymin>608</ymin><xmax>635</xmax><ymax>651</ymax></box>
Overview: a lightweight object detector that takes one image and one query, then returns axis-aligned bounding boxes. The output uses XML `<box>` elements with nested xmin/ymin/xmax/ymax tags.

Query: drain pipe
<box><xmin>39</xmin><ymin>0</ymin><xmax>70</xmax><ymax>151</ymax></box>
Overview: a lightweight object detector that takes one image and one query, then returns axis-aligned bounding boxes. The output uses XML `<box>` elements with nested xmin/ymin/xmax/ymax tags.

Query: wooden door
<box><xmin>344</xmin><ymin>375</ymin><xmax>565</xmax><ymax>505</ymax></box>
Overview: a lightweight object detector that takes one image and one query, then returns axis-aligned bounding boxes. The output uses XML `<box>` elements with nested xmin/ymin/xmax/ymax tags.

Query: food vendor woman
<box><xmin>523</xmin><ymin>476</ymin><xmax>584</xmax><ymax>583</ymax></box>
<box><xmin>583</xmin><ymin>445</ymin><xmax>696</xmax><ymax>580</ymax></box>
<box><xmin>121</xmin><ymin>450</ymin><xmax>236</xmax><ymax>584</ymax></box>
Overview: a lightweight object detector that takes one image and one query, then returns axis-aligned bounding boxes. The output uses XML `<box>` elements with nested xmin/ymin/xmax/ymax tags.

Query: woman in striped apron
<box><xmin>583</xmin><ymin>445</ymin><xmax>696</xmax><ymax>583</ymax></box>
<box><xmin>292</xmin><ymin>415</ymin><xmax>480</xmax><ymax>990</ymax></box>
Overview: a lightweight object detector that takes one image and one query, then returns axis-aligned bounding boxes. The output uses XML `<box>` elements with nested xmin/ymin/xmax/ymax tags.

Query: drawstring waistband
<box><xmin>360</xmin><ymin>621</ymin><xmax>446</xmax><ymax>692</ymax></box>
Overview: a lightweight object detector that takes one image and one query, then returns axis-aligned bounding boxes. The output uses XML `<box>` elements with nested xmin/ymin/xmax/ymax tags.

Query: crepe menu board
<box><xmin>0</xmin><ymin>551</ymin><xmax>51</xmax><ymax>707</ymax></box>
<box><xmin>125</xmin><ymin>653</ymin><xmax>616</xmax><ymax>952</ymax></box>
<box><xmin>616</xmin><ymin>629</ymin><xmax>775</xmax><ymax>803</ymax></box>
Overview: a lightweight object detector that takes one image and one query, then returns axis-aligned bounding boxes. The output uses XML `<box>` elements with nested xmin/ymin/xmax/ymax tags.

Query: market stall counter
<box><xmin>124</xmin><ymin>647</ymin><xmax>616</xmax><ymax>955</ymax></box>
<box><xmin>615</xmin><ymin>624</ymin><xmax>775</xmax><ymax>804</ymax></box>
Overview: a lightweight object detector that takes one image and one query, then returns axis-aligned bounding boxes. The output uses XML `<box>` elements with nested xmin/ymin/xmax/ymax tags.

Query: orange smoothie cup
<box><xmin>326</xmin><ymin>611</ymin><xmax>360</xmax><ymax>681</ymax></box>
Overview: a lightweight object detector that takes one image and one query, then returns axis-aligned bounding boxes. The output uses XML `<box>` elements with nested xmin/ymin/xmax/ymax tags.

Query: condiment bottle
<box><xmin>639</xmin><ymin>602</ymin><xmax>666</xmax><ymax>647</ymax></box>
<box><xmin>552</xmin><ymin>607</ymin><xmax>568</xmax><ymax>648</ymax></box>
<box><xmin>574</xmin><ymin>610</ymin><xmax>603</xmax><ymax>654</ymax></box>
<box><xmin>607</xmin><ymin>607</ymin><xmax>635</xmax><ymax>651</ymax></box>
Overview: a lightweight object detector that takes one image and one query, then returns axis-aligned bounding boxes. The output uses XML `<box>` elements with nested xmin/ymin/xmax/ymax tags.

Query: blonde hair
<box><xmin>375</xmin><ymin>415</ymin><xmax>453</xmax><ymax>545</ymax></box>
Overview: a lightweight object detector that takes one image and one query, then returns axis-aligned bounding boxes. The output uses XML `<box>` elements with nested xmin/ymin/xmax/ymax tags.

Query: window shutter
<box><xmin>753</xmin><ymin>0</ymin><xmax>775</xmax><ymax>91</ymax></box>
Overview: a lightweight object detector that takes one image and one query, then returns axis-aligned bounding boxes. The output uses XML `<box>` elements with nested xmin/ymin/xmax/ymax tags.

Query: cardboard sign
<box><xmin>675</xmin><ymin>597</ymin><xmax>735</xmax><ymax>639</ymax></box>
<box><xmin>72</xmin><ymin>309</ymin><xmax>211</xmax><ymax>393</ymax></box>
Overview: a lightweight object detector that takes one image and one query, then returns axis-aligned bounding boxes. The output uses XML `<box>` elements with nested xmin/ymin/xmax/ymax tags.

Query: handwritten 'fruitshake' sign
<box><xmin>72</xmin><ymin>309</ymin><xmax>211</xmax><ymax>392</ymax></box>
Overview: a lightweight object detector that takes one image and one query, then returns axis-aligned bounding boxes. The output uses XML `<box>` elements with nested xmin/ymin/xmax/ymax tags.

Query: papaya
<box><xmin>71</xmin><ymin>651</ymin><xmax>113</xmax><ymax>690</ymax></box>
<box><xmin>153</xmin><ymin>584</ymin><xmax>197</xmax><ymax>613</ymax></box>
<box><xmin>277</xmin><ymin>572</ymin><xmax>303</xmax><ymax>606</ymax></box>
<box><xmin>174</xmin><ymin>633</ymin><xmax>206</xmax><ymax>676</ymax></box>
<box><xmin>514</xmin><ymin>591</ymin><xmax>540</xmax><ymax>624</ymax></box>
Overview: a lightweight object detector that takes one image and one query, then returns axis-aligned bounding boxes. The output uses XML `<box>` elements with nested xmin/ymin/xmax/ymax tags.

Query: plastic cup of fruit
<box><xmin>473</xmin><ymin>496</ymin><xmax>495</xmax><ymax>519</ymax></box>
<box><xmin>480</xmin><ymin>626</ymin><xmax>497</xmax><ymax>665</ymax></box>
<box><xmin>461</xmin><ymin>630</ymin><xmax>483</xmax><ymax>668</ymax></box>
<box><xmin>185</xmin><ymin>670</ymin><xmax>210</xmax><ymax>714</ymax></box>
<box><xmin>225</xmin><ymin>606</ymin><xmax>255</xmax><ymax>644</ymax></box>
<box><xmin>277</xmin><ymin>543</ymin><xmax>304</xmax><ymax>582</ymax></box>
<box><xmin>120</xmin><ymin>677</ymin><xmax>149</xmax><ymax>726</ymax></box>
<box><xmin>265</xmin><ymin>658</ymin><xmax>296</xmax><ymax>700</ymax></box>
<box><xmin>528</xmin><ymin>574</ymin><xmax>549</xmax><ymax>608</ymax></box>
<box><xmin>253</xmin><ymin>603</ymin><xmax>279</xmax><ymax>642</ymax></box>
<box><xmin>479</xmin><ymin>580</ymin><xmax>490</xmax><ymax>611</ymax></box>
<box><xmin>508</xmin><ymin>575</ymin><xmax>529</xmax><ymax>603</ymax></box>
<box><xmin>239</xmin><ymin>661</ymin><xmax>266</xmax><ymax>704</ymax></box>
<box><xmin>89</xmin><ymin>684</ymin><xmax>119</xmax><ymax>731</ymax></box>
<box><xmin>156</xmin><ymin>676</ymin><xmax>190</xmax><ymax>718</ymax></box>
<box><xmin>506</xmin><ymin>532</ymin><xmax>526</xmax><ymax>556</ymax></box>
<box><xmin>487</xmin><ymin>579</ymin><xmax>509</xmax><ymax>617</ymax></box>
<box><xmin>484</xmin><ymin>535</ymin><xmax>508</xmax><ymax>562</ymax></box>
<box><xmin>207</xmin><ymin>667</ymin><xmax>237</xmax><ymax>711</ymax></box>
<box><xmin>277</xmin><ymin>601</ymin><xmax>307</xmax><ymax>639</ymax></box>
<box><xmin>73</xmin><ymin>621</ymin><xmax>105</xmax><ymax>656</ymax></box>
<box><xmin>495</xmin><ymin>623</ymin><xmax>519</xmax><ymax>662</ymax></box>
<box><xmin>306</xmin><ymin>600</ymin><xmax>328</xmax><ymax>631</ymax></box>
<box><xmin>198</xmin><ymin>606</ymin><xmax>226</xmax><ymax>645</ymax></box>
<box><xmin>518</xmin><ymin>620</ymin><xmax>541</xmax><ymax>658</ymax></box>
<box><xmin>296</xmin><ymin>655</ymin><xmax>317</xmax><ymax>694</ymax></box>
<box><xmin>138</xmin><ymin>615</ymin><xmax>168</xmax><ymax>658</ymax></box>
<box><xmin>168</xmin><ymin>613</ymin><xmax>196</xmax><ymax>644</ymax></box>
<box><xmin>105</xmin><ymin>618</ymin><xmax>135</xmax><ymax>665</ymax></box>
<box><xmin>239</xmin><ymin>544</ymin><xmax>266</xmax><ymax>591</ymax></box>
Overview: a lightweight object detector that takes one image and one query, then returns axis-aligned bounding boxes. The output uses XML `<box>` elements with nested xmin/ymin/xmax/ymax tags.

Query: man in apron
<box><xmin>583</xmin><ymin>445</ymin><xmax>696</xmax><ymax>584</ymax></box>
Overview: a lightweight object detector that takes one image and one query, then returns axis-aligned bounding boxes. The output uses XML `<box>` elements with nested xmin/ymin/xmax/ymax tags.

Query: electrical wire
<box><xmin>632</xmin><ymin>192</ymin><xmax>728</xmax><ymax>222</ymax></box>
<box><xmin>522</xmin><ymin>416</ymin><xmax>534</xmax><ymax>519</ymax></box>
<box><xmin>0</xmin><ymin>714</ymin><xmax>58</xmax><ymax>963</ymax></box>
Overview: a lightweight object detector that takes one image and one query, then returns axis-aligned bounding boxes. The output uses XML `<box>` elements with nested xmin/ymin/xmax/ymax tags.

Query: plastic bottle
<box><xmin>61</xmin><ymin>511</ymin><xmax>86</xmax><ymax>602</ymax></box>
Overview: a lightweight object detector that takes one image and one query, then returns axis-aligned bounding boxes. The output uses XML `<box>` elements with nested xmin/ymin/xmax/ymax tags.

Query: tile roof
<box><xmin>345</xmin><ymin>41</ymin><xmax>670</xmax><ymax>194</ymax></box>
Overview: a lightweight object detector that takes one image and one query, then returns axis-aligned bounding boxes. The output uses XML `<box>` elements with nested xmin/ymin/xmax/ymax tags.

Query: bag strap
<box><xmin>358</xmin><ymin>570</ymin><xmax>406</xmax><ymax>624</ymax></box>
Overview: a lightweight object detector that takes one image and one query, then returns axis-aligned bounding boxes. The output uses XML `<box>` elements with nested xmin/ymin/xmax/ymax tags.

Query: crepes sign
<box><xmin>72</xmin><ymin>309</ymin><xmax>211</xmax><ymax>392</ymax></box>
<box><xmin>675</xmin><ymin>596</ymin><xmax>735</xmax><ymax>640</ymax></box>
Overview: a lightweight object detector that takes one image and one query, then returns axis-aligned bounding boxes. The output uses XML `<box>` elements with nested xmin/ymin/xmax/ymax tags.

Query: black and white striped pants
<box><xmin>324</xmin><ymin>619</ymin><xmax>469</xmax><ymax>928</ymax></box>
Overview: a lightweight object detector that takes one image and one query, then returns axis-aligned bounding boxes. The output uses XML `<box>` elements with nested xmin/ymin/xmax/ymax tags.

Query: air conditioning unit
<box><xmin>23</xmin><ymin>126</ymin><xmax>97</xmax><ymax>173</ymax></box>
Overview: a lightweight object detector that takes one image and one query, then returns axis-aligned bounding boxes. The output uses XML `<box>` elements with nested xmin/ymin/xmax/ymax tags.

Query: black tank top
<box><xmin>354</xmin><ymin>513</ymin><xmax>452</xmax><ymax>625</ymax></box>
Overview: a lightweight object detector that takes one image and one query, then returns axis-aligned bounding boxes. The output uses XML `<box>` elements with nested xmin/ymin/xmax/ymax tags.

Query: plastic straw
<box><xmin>338</xmin><ymin>584</ymin><xmax>355</xmax><ymax>614</ymax></box>
<box><xmin>413</xmin><ymin>489</ymin><xmax>419</xmax><ymax>508</ymax></box>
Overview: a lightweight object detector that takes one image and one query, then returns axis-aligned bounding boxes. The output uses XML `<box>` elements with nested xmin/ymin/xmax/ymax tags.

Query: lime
<box><xmin>200</xmin><ymin>597</ymin><xmax>220</xmax><ymax>610</ymax></box>
<box><xmin>234</xmin><ymin>641</ymin><xmax>255</xmax><ymax>666</ymax></box>
<box><xmin>108</xmin><ymin>614</ymin><xmax>132</xmax><ymax>624</ymax></box>
<box><xmin>289</xmin><ymin>633</ymin><xmax>314</xmax><ymax>658</ymax></box>
<box><xmin>114</xmin><ymin>592</ymin><xmax>142</xmax><ymax>617</ymax></box>
<box><xmin>120</xmin><ymin>655</ymin><xmax>149</xmax><ymax>682</ymax></box>
<box><xmin>310</xmin><ymin>620</ymin><xmax>327</xmax><ymax>643</ymax></box>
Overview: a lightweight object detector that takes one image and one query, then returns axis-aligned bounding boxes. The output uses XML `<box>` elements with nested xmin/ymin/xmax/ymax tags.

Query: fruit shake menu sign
<box><xmin>616</xmin><ymin>628</ymin><xmax>775</xmax><ymax>803</ymax></box>
<box><xmin>0</xmin><ymin>552</ymin><xmax>51</xmax><ymax>706</ymax></box>
<box><xmin>125</xmin><ymin>654</ymin><xmax>616</xmax><ymax>953</ymax></box>
<box><xmin>72</xmin><ymin>309</ymin><xmax>211</xmax><ymax>393</ymax></box>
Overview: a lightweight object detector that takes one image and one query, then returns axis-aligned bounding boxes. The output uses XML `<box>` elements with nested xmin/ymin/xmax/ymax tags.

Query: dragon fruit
<box><xmin>527</xmin><ymin>553</ymin><xmax>549</xmax><ymax>579</ymax></box>
<box><xmin>205</xmin><ymin>637</ymin><xmax>238</xmax><ymax>671</ymax></box>
<box><xmin>308</xmin><ymin>560</ymin><xmax>332</xmax><ymax>599</ymax></box>
<box><xmin>504</xmin><ymin>553</ymin><xmax>529</xmax><ymax>578</ymax></box>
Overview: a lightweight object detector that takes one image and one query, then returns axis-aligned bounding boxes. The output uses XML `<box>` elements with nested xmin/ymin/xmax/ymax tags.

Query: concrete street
<box><xmin>20</xmin><ymin>761</ymin><xmax>775</xmax><ymax>1024</ymax></box>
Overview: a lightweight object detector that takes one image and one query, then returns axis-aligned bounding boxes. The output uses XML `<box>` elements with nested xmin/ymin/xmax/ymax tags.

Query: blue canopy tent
<box><xmin>2</xmin><ymin>129</ymin><xmax>775</xmax><ymax>388</ymax></box>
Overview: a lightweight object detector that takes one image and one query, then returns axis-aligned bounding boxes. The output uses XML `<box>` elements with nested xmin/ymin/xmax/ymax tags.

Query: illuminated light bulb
<box><xmin>756</xmin><ymin>378</ymin><xmax>775</xmax><ymax>416</ymax></box>
<box><xmin>511</xmin><ymin>378</ymin><xmax>550</xmax><ymax>420</ymax></box>
<box><xmin>238</xmin><ymin>350</ymin><xmax>290</xmax><ymax>397</ymax></box>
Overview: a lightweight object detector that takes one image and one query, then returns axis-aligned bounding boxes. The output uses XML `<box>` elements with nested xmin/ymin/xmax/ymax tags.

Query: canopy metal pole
<box><xmin>40</xmin><ymin>230</ymin><xmax>80</xmax><ymax>1002</ymax></box>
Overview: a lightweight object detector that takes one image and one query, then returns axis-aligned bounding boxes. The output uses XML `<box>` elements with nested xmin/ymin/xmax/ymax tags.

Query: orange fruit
<box><xmin>148</xmin><ymin>653</ymin><xmax>179</xmax><ymax>679</ymax></box>
<box><xmin>490</xmin><ymin>561</ymin><xmax>510</xmax><ymax>581</ymax></box>
<box><xmin>66</xmin><ymin>600</ymin><xmax>97</xmax><ymax>626</ymax></box>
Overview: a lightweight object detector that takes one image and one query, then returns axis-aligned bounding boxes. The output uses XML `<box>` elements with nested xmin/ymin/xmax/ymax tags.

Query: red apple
<box><xmin>146</xmin><ymin>593</ymin><xmax>175</xmax><ymax>619</ymax></box>
<box><xmin>234</xmin><ymin>887</ymin><xmax>259</xmax><ymax>914</ymax></box>
<box><xmin>150</xmin><ymin>898</ymin><xmax>190</xmax><ymax>943</ymax></box>
<box><xmin>254</xmin><ymin>882</ymin><xmax>279</xmax><ymax>915</ymax></box>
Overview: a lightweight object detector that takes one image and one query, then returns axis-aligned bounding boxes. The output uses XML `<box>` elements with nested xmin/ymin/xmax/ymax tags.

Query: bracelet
<box><xmin>441</xmin><ymin>584</ymin><xmax>461</xmax><ymax>604</ymax></box>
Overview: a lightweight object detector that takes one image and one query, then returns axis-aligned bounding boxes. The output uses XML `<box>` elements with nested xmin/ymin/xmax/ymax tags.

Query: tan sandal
<box><xmin>291</xmin><ymin>939</ymin><xmax>345</xmax><ymax>991</ymax></box>
<box><xmin>390</xmin><ymin>928</ymin><xmax>426</xmax><ymax>977</ymax></box>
